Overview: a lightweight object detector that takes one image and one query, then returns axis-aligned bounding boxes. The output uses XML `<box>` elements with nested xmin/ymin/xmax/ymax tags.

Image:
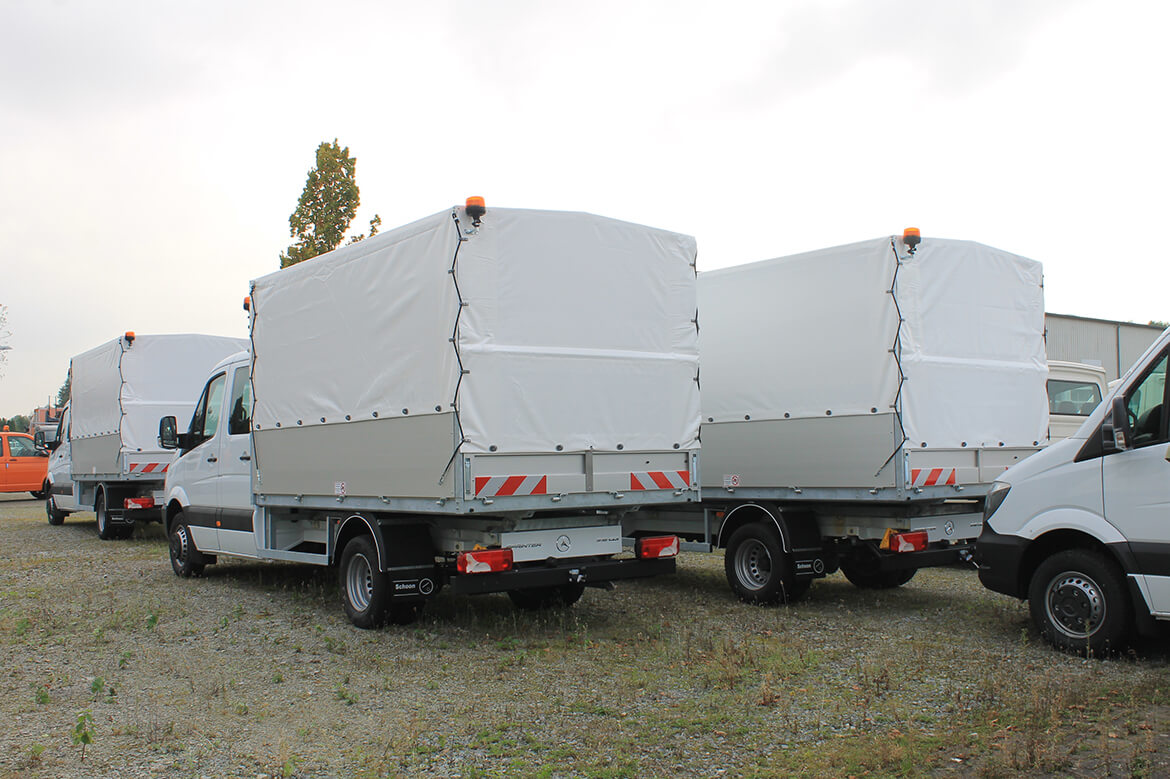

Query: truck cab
<box><xmin>1047</xmin><ymin>360</ymin><xmax>1107</xmax><ymax>441</ymax></box>
<box><xmin>978</xmin><ymin>328</ymin><xmax>1170</xmax><ymax>654</ymax></box>
<box><xmin>160</xmin><ymin>351</ymin><xmax>255</xmax><ymax>557</ymax></box>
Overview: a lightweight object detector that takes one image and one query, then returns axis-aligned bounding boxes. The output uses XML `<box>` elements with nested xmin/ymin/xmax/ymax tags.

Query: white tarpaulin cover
<box><xmin>71</xmin><ymin>334</ymin><xmax>250</xmax><ymax>455</ymax></box>
<box><xmin>699</xmin><ymin>235</ymin><xmax>1048</xmax><ymax>449</ymax></box>
<box><xmin>251</xmin><ymin>205</ymin><xmax>701</xmax><ymax>455</ymax></box>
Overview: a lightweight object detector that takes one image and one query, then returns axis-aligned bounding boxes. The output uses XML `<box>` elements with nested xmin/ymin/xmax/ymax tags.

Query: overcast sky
<box><xmin>2</xmin><ymin>0</ymin><xmax>1167</xmax><ymax>414</ymax></box>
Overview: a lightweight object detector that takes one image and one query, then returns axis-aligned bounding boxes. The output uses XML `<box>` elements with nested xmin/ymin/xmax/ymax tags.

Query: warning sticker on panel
<box><xmin>723</xmin><ymin>474</ymin><xmax>740</xmax><ymax>488</ymax></box>
<box><xmin>334</xmin><ymin>481</ymin><xmax>347</xmax><ymax>497</ymax></box>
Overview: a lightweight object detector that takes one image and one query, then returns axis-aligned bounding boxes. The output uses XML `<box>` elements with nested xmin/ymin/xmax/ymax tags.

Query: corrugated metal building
<box><xmin>1045</xmin><ymin>314</ymin><xmax>1166</xmax><ymax>381</ymax></box>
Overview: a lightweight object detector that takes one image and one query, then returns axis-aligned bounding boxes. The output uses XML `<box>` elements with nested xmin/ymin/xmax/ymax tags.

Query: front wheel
<box><xmin>46</xmin><ymin>492</ymin><xmax>67</xmax><ymax>526</ymax></box>
<box><xmin>30</xmin><ymin>489</ymin><xmax>46</xmax><ymax>500</ymax></box>
<box><xmin>340</xmin><ymin>536</ymin><xmax>391</xmax><ymax>629</ymax></box>
<box><xmin>1029</xmin><ymin>549</ymin><xmax>1132</xmax><ymax>656</ymax></box>
<box><xmin>508</xmin><ymin>583</ymin><xmax>587</xmax><ymax>611</ymax></box>
<box><xmin>169</xmin><ymin>514</ymin><xmax>206</xmax><ymax>577</ymax></box>
<box><xmin>723</xmin><ymin>521</ymin><xmax>806</xmax><ymax>605</ymax></box>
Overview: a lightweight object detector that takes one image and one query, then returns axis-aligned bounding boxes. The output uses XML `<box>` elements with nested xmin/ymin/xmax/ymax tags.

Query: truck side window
<box><xmin>8</xmin><ymin>436</ymin><xmax>35</xmax><ymax>457</ymax></box>
<box><xmin>228</xmin><ymin>366</ymin><xmax>251</xmax><ymax>436</ymax></box>
<box><xmin>1125</xmin><ymin>354</ymin><xmax>1168</xmax><ymax>448</ymax></box>
<box><xmin>189</xmin><ymin>373</ymin><xmax>227</xmax><ymax>445</ymax></box>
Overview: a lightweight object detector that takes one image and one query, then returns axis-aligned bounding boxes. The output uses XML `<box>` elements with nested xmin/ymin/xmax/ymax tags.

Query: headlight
<box><xmin>983</xmin><ymin>482</ymin><xmax>1011</xmax><ymax>522</ymax></box>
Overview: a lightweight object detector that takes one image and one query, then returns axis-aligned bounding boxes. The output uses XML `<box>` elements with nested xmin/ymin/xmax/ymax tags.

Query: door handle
<box><xmin>207</xmin><ymin>456</ymin><xmax>218</xmax><ymax>463</ymax></box>
<box><xmin>239</xmin><ymin>454</ymin><xmax>251</xmax><ymax>461</ymax></box>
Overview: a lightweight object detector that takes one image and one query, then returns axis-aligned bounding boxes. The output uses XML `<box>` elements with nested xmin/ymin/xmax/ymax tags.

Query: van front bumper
<box><xmin>975</xmin><ymin>522</ymin><xmax>1029</xmax><ymax>599</ymax></box>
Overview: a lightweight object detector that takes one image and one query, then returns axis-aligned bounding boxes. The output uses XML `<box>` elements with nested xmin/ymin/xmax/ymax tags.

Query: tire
<box><xmin>339</xmin><ymin>535</ymin><xmax>390</xmax><ymax>629</ymax></box>
<box><xmin>30</xmin><ymin>490</ymin><xmax>46</xmax><ymax>500</ymax></box>
<box><xmin>169</xmin><ymin>513</ymin><xmax>206</xmax><ymax>577</ymax></box>
<box><xmin>95</xmin><ymin>488</ymin><xmax>115</xmax><ymax>538</ymax></box>
<box><xmin>1028</xmin><ymin>549</ymin><xmax>1132</xmax><ymax>656</ymax></box>
<box><xmin>723</xmin><ymin>521</ymin><xmax>804</xmax><ymax>605</ymax></box>
<box><xmin>840</xmin><ymin>559</ymin><xmax>918</xmax><ymax>589</ymax></box>
<box><xmin>46</xmin><ymin>493</ymin><xmax>67</xmax><ymax>526</ymax></box>
<box><xmin>507</xmin><ymin>583</ymin><xmax>587</xmax><ymax>611</ymax></box>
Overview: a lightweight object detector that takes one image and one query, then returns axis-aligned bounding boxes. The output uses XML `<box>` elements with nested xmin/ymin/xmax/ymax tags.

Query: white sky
<box><xmin>2</xmin><ymin>0</ymin><xmax>1168</xmax><ymax>414</ymax></box>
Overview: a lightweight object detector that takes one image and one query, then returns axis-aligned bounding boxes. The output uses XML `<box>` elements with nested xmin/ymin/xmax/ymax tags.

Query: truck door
<box><xmin>5</xmin><ymin>434</ymin><xmax>45</xmax><ymax>491</ymax></box>
<box><xmin>1102</xmin><ymin>348</ymin><xmax>1170</xmax><ymax>616</ymax></box>
<box><xmin>48</xmin><ymin>409</ymin><xmax>78</xmax><ymax>510</ymax></box>
<box><xmin>215</xmin><ymin>364</ymin><xmax>257</xmax><ymax>556</ymax></box>
<box><xmin>182</xmin><ymin>371</ymin><xmax>228</xmax><ymax>552</ymax></box>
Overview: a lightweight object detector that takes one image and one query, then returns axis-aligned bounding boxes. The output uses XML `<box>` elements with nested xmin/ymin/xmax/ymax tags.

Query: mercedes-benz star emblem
<box><xmin>556</xmin><ymin>535</ymin><xmax>571</xmax><ymax>553</ymax></box>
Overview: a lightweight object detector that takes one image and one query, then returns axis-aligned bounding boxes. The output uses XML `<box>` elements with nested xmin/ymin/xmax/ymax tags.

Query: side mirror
<box><xmin>33</xmin><ymin>430</ymin><xmax>44</xmax><ymax>448</ymax></box>
<box><xmin>1103</xmin><ymin>396</ymin><xmax>1131</xmax><ymax>453</ymax></box>
<box><xmin>159</xmin><ymin>416</ymin><xmax>179</xmax><ymax>449</ymax></box>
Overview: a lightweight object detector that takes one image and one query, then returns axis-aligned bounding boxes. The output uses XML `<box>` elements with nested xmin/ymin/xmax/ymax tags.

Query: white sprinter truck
<box><xmin>43</xmin><ymin>333</ymin><xmax>248</xmax><ymax>538</ymax></box>
<box><xmin>159</xmin><ymin>202</ymin><xmax>698</xmax><ymax>628</ymax></box>
<box><xmin>978</xmin><ymin>327</ymin><xmax>1170</xmax><ymax>654</ymax></box>
<box><xmin>624</xmin><ymin>231</ymin><xmax>1049</xmax><ymax>603</ymax></box>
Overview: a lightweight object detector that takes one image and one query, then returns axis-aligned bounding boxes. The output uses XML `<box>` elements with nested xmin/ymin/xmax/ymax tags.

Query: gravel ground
<box><xmin>1</xmin><ymin>493</ymin><xmax>1167</xmax><ymax>778</ymax></box>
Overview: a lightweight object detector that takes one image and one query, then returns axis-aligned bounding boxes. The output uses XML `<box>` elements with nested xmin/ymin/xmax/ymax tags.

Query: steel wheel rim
<box><xmin>171</xmin><ymin>525</ymin><xmax>189</xmax><ymax>565</ymax></box>
<box><xmin>45</xmin><ymin>496</ymin><xmax>54</xmax><ymax>521</ymax></box>
<box><xmin>346</xmin><ymin>552</ymin><xmax>374</xmax><ymax>612</ymax></box>
<box><xmin>733</xmin><ymin>539</ymin><xmax>772</xmax><ymax>590</ymax></box>
<box><xmin>1045</xmin><ymin>571</ymin><xmax>1105</xmax><ymax>639</ymax></box>
<box><xmin>96</xmin><ymin>497</ymin><xmax>106</xmax><ymax>532</ymax></box>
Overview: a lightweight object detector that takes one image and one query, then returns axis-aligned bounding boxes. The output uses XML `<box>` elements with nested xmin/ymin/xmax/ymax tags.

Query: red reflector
<box><xmin>124</xmin><ymin>497</ymin><xmax>155</xmax><ymax>510</ymax></box>
<box><xmin>457</xmin><ymin>548</ymin><xmax>514</xmax><ymax>574</ymax></box>
<box><xmin>635</xmin><ymin>535</ymin><xmax>679</xmax><ymax>559</ymax></box>
<box><xmin>890</xmin><ymin>531</ymin><xmax>928</xmax><ymax>553</ymax></box>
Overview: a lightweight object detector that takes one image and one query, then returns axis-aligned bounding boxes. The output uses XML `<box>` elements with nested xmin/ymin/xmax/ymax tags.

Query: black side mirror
<box><xmin>1103</xmin><ymin>396</ymin><xmax>1131</xmax><ymax>453</ymax></box>
<box><xmin>159</xmin><ymin>416</ymin><xmax>179</xmax><ymax>449</ymax></box>
<box><xmin>33</xmin><ymin>430</ymin><xmax>44</xmax><ymax>448</ymax></box>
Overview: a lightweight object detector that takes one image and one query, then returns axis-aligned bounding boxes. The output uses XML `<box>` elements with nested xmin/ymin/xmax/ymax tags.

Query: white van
<box><xmin>1046</xmin><ymin>360</ymin><xmax>1107</xmax><ymax>441</ymax></box>
<box><xmin>977</xmin><ymin>328</ymin><xmax>1170</xmax><ymax>654</ymax></box>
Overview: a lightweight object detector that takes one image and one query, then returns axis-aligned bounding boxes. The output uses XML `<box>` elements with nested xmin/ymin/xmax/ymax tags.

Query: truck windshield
<box><xmin>1047</xmin><ymin>379</ymin><xmax>1103</xmax><ymax>416</ymax></box>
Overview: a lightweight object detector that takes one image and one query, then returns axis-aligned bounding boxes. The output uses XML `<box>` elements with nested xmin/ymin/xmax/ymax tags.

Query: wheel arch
<box><xmin>716</xmin><ymin>503</ymin><xmax>790</xmax><ymax>552</ymax></box>
<box><xmin>1018</xmin><ymin>529</ymin><xmax>1131</xmax><ymax>600</ymax></box>
<box><xmin>334</xmin><ymin>514</ymin><xmax>384</xmax><ymax>569</ymax></box>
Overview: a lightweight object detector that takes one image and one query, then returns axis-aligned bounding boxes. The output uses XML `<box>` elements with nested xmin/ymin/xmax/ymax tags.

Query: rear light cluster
<box><xmin>124</xmin><ymin>497</ymin><xmax>155</xmax><ymax>510</ymax></box>
<box><xmin>457</xmin><ymin>548</ymin><xmax>513</xmax><ymax>574</ymax></box>
<box><xmin>635</xmin><ymin>535</ymin><xmax>679</xmax><ymax>559</ymax></box>
<box><xmin>885</xmin><ymin>530</ymin><xmax>928</xmax><ymax>553</ymax></box>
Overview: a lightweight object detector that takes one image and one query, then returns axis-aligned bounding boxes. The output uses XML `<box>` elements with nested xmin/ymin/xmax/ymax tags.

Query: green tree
<box><xmin>56</xmin><ymin>373</ymin><xmax>71</xmax><ymax>407</ymax></box>
<box><xmin>1</xmin><ymin>415</ymin><xmax>30</xmax><ymax>433</ymax></box>
<box><xmin>279</xmin><ymin>140</ymin><xmax>380</xmax><ymax>268</ymax></box>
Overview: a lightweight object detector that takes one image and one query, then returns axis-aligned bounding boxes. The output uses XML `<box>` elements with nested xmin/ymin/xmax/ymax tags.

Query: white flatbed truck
<box><xmin>160</xmin><ymin>201</ymin><xmax>697</xmax><ymax>627</ymax></box>
<box><xmin>42</xmin><ymin>333</ymin><xmax>248</xmax><ymax>538</ymax></box>
<box><xmin>624</xmin><ymin>230</ymin><xmax>1050</xmax><ymax>602</ymax></box>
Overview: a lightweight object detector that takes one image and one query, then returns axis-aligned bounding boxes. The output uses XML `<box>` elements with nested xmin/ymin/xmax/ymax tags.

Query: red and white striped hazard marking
<box><xmin>910</xmin><ymin>468</ymin><xmax>956</xmax><ymax>487</ymax></box>
<box><xmin>629</xmin><ymin>471</ymin><xmax>691</xmax><ymax>491</ymax></box>
<box><xmin>475</xmin><ymin>475</ymin><xmax>548</xmax><ymax>497</ymax></box>
<box><xmin>128</xmin><ymin>462</ymin><xmax>169</xmax><ymax>474</ymax></box>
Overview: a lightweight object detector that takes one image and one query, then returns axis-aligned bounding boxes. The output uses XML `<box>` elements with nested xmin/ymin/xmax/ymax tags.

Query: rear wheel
<box><xmin>840</xmin><ymin>559</ymin><xmax>918</xmax><ymax>589</ymax></box>
<box><xmin>46</xmin><ymin>491</ymin><xmax>67</xmax><ymax>526</ymax></box>
<box><xmin>340</xmin><ymin>536</ymin><xmax>390</xmax><ymax>629</ymax></box>
<box><xmin>508</xmin><ymin>583</ymin><xmax>587</xmax><ymax>611</ymax></box>
<box><xmin>169</xmin><ymin>513</ymin><xmax>206</xmax><ymax>577</ymax></box>
<box><xmin>1029</xmin><ymin>549</ymin><xmax>1131</xmax><ymax>656</ymax></box>
<box><xmin>95</xmin><ymin>492</ymin><xmax>116</xmax><ymax>540</ymax></box>
<box><xmin>723</xmin><ymin>521</ymin><xmax>807</xmax><ymax>605</ymax></box>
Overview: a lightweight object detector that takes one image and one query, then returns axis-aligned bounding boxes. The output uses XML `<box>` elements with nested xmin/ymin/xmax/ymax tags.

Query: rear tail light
<box><xmin>124</xmin><ymin>497</ymin><xmax>155</xmax><ymax>510</ymax></box>
<box><xmin>457</xmin><ymin>548</ymin><xmax>513</xmax><ymax>574</ymax></box>
<box><xmin>886</xmin><ymin>530</ymin><xmax>928</xmax><ymax>553</ymax></box>
<box><xmin>635</xmin><ymin>535</ymin><xmax>679</xmax><ymax>559</ymax></box>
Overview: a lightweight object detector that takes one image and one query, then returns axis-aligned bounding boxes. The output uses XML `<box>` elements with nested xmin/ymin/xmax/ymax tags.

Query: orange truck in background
<box><xmin>1</xmin><ymin>430</ymin><xmax>48</xmax><ymax>498</ymax></box>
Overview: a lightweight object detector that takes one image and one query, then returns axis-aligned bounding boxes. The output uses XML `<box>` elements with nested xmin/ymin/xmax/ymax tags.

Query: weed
<box><xmin>336</xmin><ymin>685</ymin><xmax>359</xmax><ymax>705</ymax></box>
<box><xmin>28</xmin><ymin>742</ymin><xmax>45</xmax><ymax>765</ymax></box>
<box><xmin>145</xmin><ymin>613</ymin><xmax>158</xmax><ymax>630</ymax></box>
<box><xmin>72</xmin><ymin>710</ymin><xmax>95</xmax><ymax>760</ymax></box>
<box><xmin>118</xmin><ymin>651</ymin><xmax>132</xmax><ymax>668</ymax></box>
<box><xmin>14</xmin><ymin>616</ymin><xmax>29</xmax><ymax>636</ymax></box>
